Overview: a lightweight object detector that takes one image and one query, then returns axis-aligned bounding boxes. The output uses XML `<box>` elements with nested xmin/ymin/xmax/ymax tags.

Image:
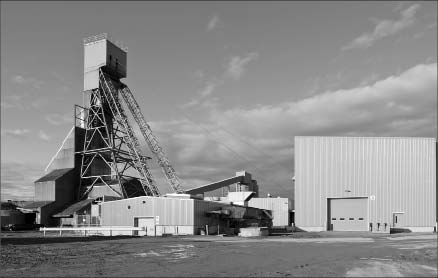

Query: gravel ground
<box><xmin>1</xmin><ymin>231</ymin><xmax>436</xmax><ymax>277</ymax></box>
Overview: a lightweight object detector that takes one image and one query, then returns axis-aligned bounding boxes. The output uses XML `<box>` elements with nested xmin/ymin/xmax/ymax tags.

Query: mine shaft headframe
<box><xmin>98</xmin><ymin>70</ymin><xmax>160</xmax><ymax>197</ymax></box>
<box><xmin>82</xmin><ymin>33</ymin><xmax>183</xmax><ymax>196</ymax></box>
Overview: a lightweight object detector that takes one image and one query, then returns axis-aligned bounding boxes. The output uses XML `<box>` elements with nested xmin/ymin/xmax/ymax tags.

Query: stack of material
<box><xmin>238</xmin><ymin>227</ymin><xmax>269</xmax><ymax>237</ymax></box>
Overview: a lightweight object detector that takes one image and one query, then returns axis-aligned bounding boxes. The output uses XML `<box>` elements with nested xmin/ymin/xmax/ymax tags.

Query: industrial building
<box><xmin>99</xmin><ymin>195</ymin><xmax>274</xmax><ymax>236</ymax></box>
<box><xmin>1</xmin><ymin>201</ymin><xmax>35</xmax><ymax>228</ymax></box>
<box><xmin>18</xmin><ymin>33</ymin><xmax>291</xmax><ymax>235</ymax></box>
<box><xmin>248</xmin><ymin>198</ymin><xmax>291</xmax><ymax>227</ymax></box>
<box><xmin>294</xmin><ymin>136</ymin><xmax>437</xmax><ymax>232</ymax></box>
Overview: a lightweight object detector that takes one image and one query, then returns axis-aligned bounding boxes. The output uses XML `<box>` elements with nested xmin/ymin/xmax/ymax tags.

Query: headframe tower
<box><xmin>76</xmin><ymin>33</ymin><xmax>183</xmax><ymax>200</ymax></box>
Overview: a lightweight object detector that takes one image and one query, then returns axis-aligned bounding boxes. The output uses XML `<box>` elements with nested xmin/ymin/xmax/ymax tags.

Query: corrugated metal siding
<box><xmin>193</xmin><ymin>200</ymin><xmax>222</xmax><ymax>227</ymax></box>
<box><xmin>295</xmin><ymin>136</ymin><xmax>436</xmax><ymax>229</ymax></box>
<box><xmin>248</xmin><ymin>198</ymin><xmax>290</xmax><ymax>226</ymax></box>
<box><xmin>101</xmin><ymin>197</ymin><xmax>195</xmax><ymax>226</ymax></box>
<box><xmin>35</xmin><ymin>181</ymin><xmax>56</xmax><ymax>201</ymax></box>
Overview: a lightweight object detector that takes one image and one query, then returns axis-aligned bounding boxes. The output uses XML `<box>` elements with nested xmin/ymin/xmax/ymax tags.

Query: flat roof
<box><xmin>83</xmin><ymin>33</ymin><xmax>128</xmax><ymax>52</ymax></box>
<box><xmin>294</xmin><ymin>136</ymin><xmax>436</xmax><ymax>140</ymax></box>
<box><xmin>35</xmin><ymin>168</ymin><xmax>73</xmax><ymax>183</ymax></box>
<box><xmin>53</xmin><ymin>199</ymin><xmax>94</xmax><ymax>218</ymax></box>
<box><xmin>22</xmin><ymin>201</ymin><xmax>54</xmax><ymax>210</ymax></box>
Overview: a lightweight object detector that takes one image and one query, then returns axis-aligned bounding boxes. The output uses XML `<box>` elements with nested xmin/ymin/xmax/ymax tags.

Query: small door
<box><xmin>134</xmin><ymin>217</ymin><xmax>155</xmax><ymax>236</ymax></box>
<box><xmin>393</xmin><ymin>213</ymin><xmax>405</xmax><ymax>228</ymax></box>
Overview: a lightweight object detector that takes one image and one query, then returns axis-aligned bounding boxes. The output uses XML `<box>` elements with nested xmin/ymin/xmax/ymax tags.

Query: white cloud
<box><xmin>183</xmin><ymin>50</ymin><xmax>259</xmax><ymax>109</ymax></box>
<box><xmin>427</xmin><ymin>22</ymin><xmax>437</xmax><ymax>29</ymax></box>
<box><xmin>31</xmin><ymin>98</ymin><xmax>49</xmax><ymax>109</ymax></box>
<box><xmin>11</xmin><ymin>74</ymin><xmax>45</xmax><ymax>89</ymax></box>
<box><xmin>38</xmin><ymin>130</ymin><xmax>51</xmax><ymax>141</ymax></box>
<box><xmin>225</xmin><ymin>52</ymin><xmax>259</xmax><ymax>81</ymax></box>
<box><xmin>343</xmin><ymin>4</ymin><xmax>421</xmax><ymax>50</ymax></box>
<box><xmin>0</xmin><ymin>101</ymin><xmax>17</xmax><ymax>109</ymax></box>
<box><xmin>0</xmin><ymin>94</ymin><xmax>28</xmax><ymax>110</ymax></box>
<box><xmin>156</xmin><ymin>63</ymin><xmax>436</xmax><ymax>197</ymax></box>
<box><xmin>1</xmin><ymin>128</ymin><xmax>31</xmax><ymax>138</ymax></box>
<box><xmin>216</xmin><ymin>63</ymin><xmax>436</xmax><ymax>138</ymax></box>
<box><xmin>207</xmin><ymin>15</ymin><xmax>222</xmax><ymax>32</ymax></box>
<box><xmin>180</xmin><ymin>99</ymin><xmax>200</xmax><ymax>109</ymax></box>
<box><xmin>12</xmin><ymin>75</ymin><xmax>25</xmax><ymax>83</ymax></box>
<box><xmin>1</xmin><ymin>161</ymin><xmax>45</xmax><ymax>201</ymax></box>
<box><xmin>1</xmin><ymin>128</ymin><xmax>51</xmax><ymax>141</ymax></box>
<box><xmin>359</xmin><ymin>73</ymin><xmax>380</xmax><ymax>86</ymax></box>
<box><xmin>45</xmin><ymin>113</ymin><xmax>72</xmax><ymax>125</ymax></box>
<box><xmin>183</xmin><ymin>52</ymin><xmax>259</xmax><ymax>108</ymax></box>
<box><xmin>199</xmin><ymin>81</ymin><xmax>219</xmax><ymax>98</ymax></box>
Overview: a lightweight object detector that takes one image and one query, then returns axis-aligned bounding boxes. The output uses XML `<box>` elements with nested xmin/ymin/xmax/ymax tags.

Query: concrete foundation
<box><xmin>238</xmin><ymin>227</ymin><xmax>269</xmax><ymax>237</ymax></box>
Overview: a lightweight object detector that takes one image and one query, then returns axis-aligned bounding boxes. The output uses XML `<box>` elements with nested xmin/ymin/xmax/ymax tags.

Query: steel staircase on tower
<box><xmin>119</xmin><ymin>85</ymin><xmax>184</xmax><ymax>194</ymax></box>
<box><xmin>99</xmin><ymin>69</ymin><xmax>160</xmax><ymax>196</ymax></box>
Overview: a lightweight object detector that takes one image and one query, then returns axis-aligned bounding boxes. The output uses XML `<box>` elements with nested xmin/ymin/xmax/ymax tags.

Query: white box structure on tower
<box><xmin>83</xmin><ymin>33</ymin><xmax>127</xmax><ymax>91</ymax></box>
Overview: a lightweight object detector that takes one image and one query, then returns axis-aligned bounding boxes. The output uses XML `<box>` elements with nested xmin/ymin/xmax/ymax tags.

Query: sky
<box><xmin>1</xmin><ymin>1</ymin><xmax>437</xmax><ymax>202</ymax></box>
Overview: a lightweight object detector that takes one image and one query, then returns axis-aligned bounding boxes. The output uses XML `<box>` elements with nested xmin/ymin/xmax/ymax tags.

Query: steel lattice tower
<box><xmin>76</xmin><ymin>34</ymin><xmax>168</xmax><ymax>200</ymax></box>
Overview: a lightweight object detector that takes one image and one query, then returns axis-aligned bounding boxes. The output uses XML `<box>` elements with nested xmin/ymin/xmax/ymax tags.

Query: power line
<box><xmin>213</xmin><ymin>123</ymin><xmax>272</xmax><ymax>158</ymax></box>
<box><xmin>178</xmin><ymin>108</ymin><xmax>292</xmax><ymax>195</ymax></box>
<box><xmin>179</xmin><ymin>110</ymin><xmax>257</xmax><ymax>167</ymax></box>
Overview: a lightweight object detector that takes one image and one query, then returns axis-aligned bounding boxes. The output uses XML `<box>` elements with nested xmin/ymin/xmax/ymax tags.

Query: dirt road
<box><xmin>1</xmin><ymin>232</ymin><xmax>436</xmax><ymax>277</ymax></box>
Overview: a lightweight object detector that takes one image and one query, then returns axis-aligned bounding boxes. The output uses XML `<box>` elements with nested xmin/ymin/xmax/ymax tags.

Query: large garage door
<box><xmin>329</xmin><ymin>198</ymin><xmax>368</xmax><ymax>231</ymax></box>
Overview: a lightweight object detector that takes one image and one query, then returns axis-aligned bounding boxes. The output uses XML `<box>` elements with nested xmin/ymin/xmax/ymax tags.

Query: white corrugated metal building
<box><xmin>248</xmin><ymin>198</ymin><xmax>291</xmax><ymax>226</ymax></box>
<box><xmin>294</xmin><ymin>136</ymin><xmax>436</xmax><ymax>232</ymax></box>
<box><xmin>100</xmin><ymin>196</ymin><xmax>225</xmax><ymax>236</ymax></box>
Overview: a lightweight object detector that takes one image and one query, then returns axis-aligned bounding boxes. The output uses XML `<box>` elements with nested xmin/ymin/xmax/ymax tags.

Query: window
<box><xmin>142</xmin><ymin>201</ymin><xmax>146</xmax><ymax>204</ymax></box>
<box><xmin>340</xmin><ymin>218</ymin><xmax>345</xmax><ymax>220</ymax></box>
<box><xmin>109</xmin><ymin>55</ymin><xmax>112</xmax><ymax>64</ymax></box>
<box><xmin>331</xmin><ymin>218</ymin><xmax>336</xmax><ymax>220</ymax></box>
<box><xmin>127</xmin><ymin>205</ymin><xmax>131</xmax><ymax>209</ymax></box>
<box><xmin>358</xmin><ymin>218</ymin><xmax>364</xmax><ymax>220</ymax></box>
<box><xmin>349</xmin><ymin>218</ymin><xmax>354</xmax><ymax>220</ymax></box>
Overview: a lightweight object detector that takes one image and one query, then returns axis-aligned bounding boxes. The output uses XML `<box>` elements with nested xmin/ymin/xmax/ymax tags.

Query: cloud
<box><xmin>38</xmin><ymin>130</ymin><xmax>51</xmax><ymax>141</ymax></box>
<box><xmin>1</xmin><ymin>101</ymin><xmax>17</xmax><ymax>109</ymax></box>
<box><xmin>225</xmin><ymin>52</ymin><xmax>259</xmax><ymax>81</ymax></box>
<box><xmin>207</xmin><ymin>15</ymin><xmax>222</xmax><ymax>32</ymax></box>
<box><xmin>11</xmin><ymin>74</ymin><xmax>45</xmax><ymax>89</ymax></box>
<box><xmin>1</xmin><ymin>128</ymin><xmax>51</xmax><ymax>141</ymax></box>
<box><xmin>0</xmin><ymin>93</ymin><xmax>50</xmax><ymax>110</ymax></box>
<box><xmin>180</xmin><ymin>99</ymin><xmax>200</xmax><ymax>109</ymax></box>
<box><xmin>359</xmin><ymin>73</ymin><xmax>380</xmax><ymax>86</ymax></box>
<box><xmin>45</xmin><ymin>113</ymin><xmax>72</xmax><ymax>125</ymax></box>
<box><xmin>12</xmin><ymin>75</ymin><xmax>25</xmax><ymax>83</ymax></box>
<box><xmin>31</xmin><ymin>98</ymin><xmax>49</xmax><ymax>109</ymax></box>
<box><xmin>1</xmin><ymin>128</ymin><xmax>31</xmax><ymax>138</ymax></box>
<box><xmin>1</xmin><ymin>161</ymin><xmax>45</xmax><ymax>201</ymax></box>
<box><xmin>156</xmin><ymin>63</ymin><xmax>436</xmax><ymax>198</ymax></box>
<box><xmin>343</xmin><ymin>4</ymin><xmax>421</xmax><ymax>50</ymax></box>
<box><xmin>0</xmin><ymin>94</ymin><xmax>28</xmax><ymax>110</ymax></box>
<box><xmin>215</xmin><ymin>63</ymin><xmax>436</xmax><ymax>138</ymax></box>
<box><xmin>182</xmin><ymin>52</ymin><xmax>259</xmax><ymax>108</ymax></box>
<box><xmin>199</xmin><ymin>81</ymin><xmax>219</xmax><ymax>97</ymax></box>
